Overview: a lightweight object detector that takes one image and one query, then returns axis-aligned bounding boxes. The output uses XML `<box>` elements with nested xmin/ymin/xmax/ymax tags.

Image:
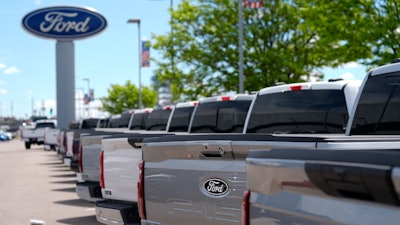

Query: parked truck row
<box><xmin>27</xmin><ymin>60</ymin><xmax>400</xmax><ymax>225</ymax></box>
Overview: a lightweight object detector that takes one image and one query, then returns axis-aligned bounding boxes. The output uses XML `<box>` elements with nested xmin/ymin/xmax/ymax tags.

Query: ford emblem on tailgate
<box><xmin>22</xmin><ymin>6</ymin><xmax>107</xmax><ymax>40</ymax></box>
<box><xmin>202</xmin><ymin>178</ymin><xmax>229</xmax><ymax>196</ymax></box>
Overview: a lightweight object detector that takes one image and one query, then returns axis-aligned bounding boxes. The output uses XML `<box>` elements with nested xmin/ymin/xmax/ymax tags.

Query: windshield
<box><xmin>246</xmin><ymin>90</ymin><xmax>348</xmax><ymax>134</ymax></box>
<box><xmin>350</xmin><ymin>72</ymin><xmax>400</xmax><ymax>135</ymax></box>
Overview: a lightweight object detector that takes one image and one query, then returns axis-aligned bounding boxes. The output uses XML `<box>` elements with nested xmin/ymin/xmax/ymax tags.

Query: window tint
<box><xmin>350</xmin><ymin>73</ymin><xmax>400</xmax><ymax>135</ymax></box>
<box><xmin>130</xmin><ymin>113</ymin><xmax>150</xmax><ymax>130</ymax></box>
<box><xmin>107</xmin><ymin>113</ymin><xmax>131</xmax><ymax>128</ymax></box>
<box><xmin>36</xmin><ymin>122</ymin><xmax>56</xmax><ymax>129</ymax></box>
<box><xmin>97</xmin><ymin>119</ymin><xmax>109</xmax><ymax>128</ymax></box>
<box><xmin>246</xmin><ymin>90</ymin><xmax>348</xmax><ymax>134</ymax></box>
<box><xmin>190</xmin><ymin>100</ymin><xmax>251</xmax><ymax>133</ymax></box>
<box><xmin>168</xmin><ymin>106</ymin><xmax>195</xmax><ymax>132</ymax></box>
<box><xmin>145</xmin><ymin>109</ymin><xmax>172</xmax><ymax>131</ymax></box>
<box><xmin>81</xmin><ymin>119</ymin><xmax>99</xmax><ymax>129</ymax></box>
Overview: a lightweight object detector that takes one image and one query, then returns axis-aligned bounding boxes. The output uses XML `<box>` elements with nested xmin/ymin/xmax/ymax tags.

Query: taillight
<box><xmin>241</xmin><ymin>190</ymin><xmax>250</xmax><ymax>225</ymax></box>
<box><xmin>138</xmin><ymin>160</ymin><xmax>146</xmax><ymax>219</ymax></box>
<box><xmin>290</xmin><ymin>85</ymin><xmax>302</xmax><ymax>91</ymax></box>
<box><xmin>63</xmin><ymin>134</ymin><xmax>67</xmax><ymax>150</ymax></box>
<box><xmin>78</xmin><ymin>143</ymin><xmax>83</xmax><ymax>173</ymax></box>
<box><xmin>99</xmin><ymin>151</ymin><xmax>105</xmax><ymax>188</ymax></box>
<box><xmin>221</xmin><ymin>96</ymin><xmax>231</xmax><ymax>101</ymax></box>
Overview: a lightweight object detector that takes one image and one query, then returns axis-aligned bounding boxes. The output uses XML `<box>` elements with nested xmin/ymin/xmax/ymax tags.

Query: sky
<box><xmin>0</xmin><ymin>0</ymin><xmax>369</xmax><ymax>119</ymax></box>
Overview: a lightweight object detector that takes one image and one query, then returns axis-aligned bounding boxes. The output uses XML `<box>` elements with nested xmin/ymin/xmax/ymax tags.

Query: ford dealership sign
<box><xmin>22</xmin><ymin>6</ymin><xmax>107</xmax><ymax>40</ymax></box>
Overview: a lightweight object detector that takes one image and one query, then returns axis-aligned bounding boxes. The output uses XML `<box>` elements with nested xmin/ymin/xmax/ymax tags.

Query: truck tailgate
<box><xmin>101</xmin><ymin>133</ymin><xmax>175</xmax><ymax>202</ymax></box>
<box><xmin>142</xmin><ymin>134</ymin><xmax>320</xmax><ymax>225</ymax></box>
<box><xmin>102</xmin><ymin>137</ymin><xmax>140</xmax><ymax>202</ymax></box>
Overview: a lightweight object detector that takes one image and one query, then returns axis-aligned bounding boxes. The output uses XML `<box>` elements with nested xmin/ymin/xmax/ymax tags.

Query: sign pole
<box><xmin>56</xmin><ymin>40</ymin><xmax>75</xmax><ymax>129</ymax></box>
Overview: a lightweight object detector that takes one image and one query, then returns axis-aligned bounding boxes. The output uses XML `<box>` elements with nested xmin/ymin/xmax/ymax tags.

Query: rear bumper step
<box><xmin>95</xmin><ymin>200</ymin><xmax>139</xmax><ymax>225</ymax></box>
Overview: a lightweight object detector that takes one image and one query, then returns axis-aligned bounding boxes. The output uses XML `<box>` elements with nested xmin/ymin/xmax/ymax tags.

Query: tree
<box><xmin>100</xmin><ymin>81</ymin><xmax>157</xmax><ymax>114</ymax></box>
<box><xmin>152</xmin><ymin>0</ymin><xmax>400</xmax><ymax>101</ymax></box>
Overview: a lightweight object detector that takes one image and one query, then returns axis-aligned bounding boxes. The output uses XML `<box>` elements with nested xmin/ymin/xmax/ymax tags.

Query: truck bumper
<box><xmin>76</xmin><ymin>181</ymin><xmax>103</xmax><ymax>202</ymax></box>
<box><xmin>140</xmin><ymin>219</ymin><xmax>163</xmax><ymax>225</ymax></box>
<box><xmin>70</xmin><ymin>160</ymin><xmax>79</xmax><ymax>173</ymax></box>
<box><xmin>63</xmin><ymin>156</ymin><xmax>72</xmax><ymax>167</ymax></box>
<box><xmin>95</xmin><ymin>200</ymin><xmax>140</xmax><ymax>225</ymax></box>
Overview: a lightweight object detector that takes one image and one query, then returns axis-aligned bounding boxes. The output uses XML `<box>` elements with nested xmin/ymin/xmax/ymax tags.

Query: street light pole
<box><xmin>83</xmin><ymin>78</ymin><xmax>90</xmax><ymax>94</ymax></box>
<box><xmin>238</xmin><ymin>0</ymin><xmax>244</xmax><ymax>93</ymax></box>
<box><xmin>127</xmin><ymin>18</ymin><xmax>143</xmax><ymax>108</ymax></box>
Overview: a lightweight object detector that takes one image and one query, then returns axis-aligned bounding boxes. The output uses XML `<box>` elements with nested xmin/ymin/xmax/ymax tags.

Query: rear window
<box><xmin>130</xmin><ymin>113</ymin><xmax>150</xmax><ymax>130</ymax></box>
<box><xmin>36</xmin><ymin>122</ymin><xmax>56</xmax><ymax>129</ymax></box>
<box><xmin>246</xmin><ymin>90</ymin><xmax>348</xmax><ymax>134</ymax></box>
<box><xmin>81</xmin><ymin>119</ymin><xmax>99</xmax><ymax>129</ymax></box>
<box><xmin>145</xmin><ymin>109</ymin><xmax>172</xmax><ymax>131</ymax></box>
<box><xmin>167</xmin><ymin>106</ymin><xmax>195</xmax><ymax>132</ymax></box>
<box><xmin>108</xmin><ymin>112</ymin><xmax>132</xmax><ymax>128</ymax></box>
<box><xmin>350</xmin><ymin>72</ymin><xmax>400</xmax><ymax>135</ymax></box>
<box><xmin>189</xmin><ymin>100</ymin><xmax>251</xmax><ymax>133</ymax></box>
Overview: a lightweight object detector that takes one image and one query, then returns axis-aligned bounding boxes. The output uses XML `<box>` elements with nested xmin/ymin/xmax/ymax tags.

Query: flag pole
<box><xmin>238</xmin><ymin>0</ymin><xmax>244</xmax><ymax>93</ymax></box>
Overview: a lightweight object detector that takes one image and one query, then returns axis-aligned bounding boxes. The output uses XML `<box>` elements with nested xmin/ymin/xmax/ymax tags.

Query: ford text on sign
<box><xmin>22</xmin><ymin>6</ymin><xmax>107</xmax><ymax>40</ymax></box>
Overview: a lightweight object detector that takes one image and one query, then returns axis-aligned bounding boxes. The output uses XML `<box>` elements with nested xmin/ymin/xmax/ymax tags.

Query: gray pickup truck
<box><xmin>138</xmin><ymin>79</ymin><xmax>361</xmax><ymax>225</ymax></box>
<box><xmin>243</xmin><ymin>60</ymin><xmax>400</xmax><ymax>225</ymax></box>
<box><xmin>95</xmin><ymin>95</ymin><xmax>255</xmax><ymax>225</ymax></box>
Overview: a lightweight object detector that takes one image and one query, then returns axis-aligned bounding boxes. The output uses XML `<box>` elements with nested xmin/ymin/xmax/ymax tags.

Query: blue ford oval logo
<box><xmin>22</xmin><ymin>6</ymin><xmax>107</xmax><ymax>40</ymax></box>
<box><xmin>203</xmin><ymin>178</ymin><xmax>229</xmax><ymax>196</ymax></box>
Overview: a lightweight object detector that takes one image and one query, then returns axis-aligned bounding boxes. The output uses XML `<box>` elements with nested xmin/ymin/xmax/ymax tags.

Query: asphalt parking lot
<box><xmin>0</xmin><ymin>139</ymin><xmax>101</xmax><ymax>225</ymax></box>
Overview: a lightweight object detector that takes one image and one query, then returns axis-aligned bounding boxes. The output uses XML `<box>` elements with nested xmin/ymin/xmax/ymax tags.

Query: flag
<box><xmin>243</xmin><ymin>0</ymin><xmax>262</xmax><ymax>9</ymax></box>
<box><xmin>141</xmin><ymin>41</ymin><xmax>150</xmax><ymax>67</ymax></box>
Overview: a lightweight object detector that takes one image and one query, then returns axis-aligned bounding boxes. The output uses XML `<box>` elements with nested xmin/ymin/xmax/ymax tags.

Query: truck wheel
<box><xmin>25</xmin><ymin>142</ymin><xmax>31</xmax><ymax>149</ymax></box>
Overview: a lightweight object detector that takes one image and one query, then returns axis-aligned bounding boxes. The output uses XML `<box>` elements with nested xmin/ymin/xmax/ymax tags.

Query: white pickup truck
<box><xmin>20</xmin><ymin>119</ymin><xmax>57</xmax><ymax>149</ymax></box>
<box><xmin>43</xmin><ymin>128</ymin><xmax>60</xmax><ymax>151</ymax></box>
<box><xmin>242</xmin><ymin>60</ymin><xmax>400</xmax><ymax>225</ymax></box>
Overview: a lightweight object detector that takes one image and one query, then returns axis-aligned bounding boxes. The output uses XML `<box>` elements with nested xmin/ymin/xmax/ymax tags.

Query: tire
<box><xmin>25</xmin><ymin>142</ymin><xmax>31</xmax><ymax>149</ymax></box>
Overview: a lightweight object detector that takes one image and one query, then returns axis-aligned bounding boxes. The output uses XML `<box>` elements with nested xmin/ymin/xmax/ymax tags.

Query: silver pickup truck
<box><xmin>95</xmin><ymin>96</ymin><xmax>255</xmax><ymax>225</ymax></box>
<box><xmin>243</xmin><ymin>60</ymin><xmax>400</xmax><ymax>225</ymax></box>
<box><xmin>139</xmin><ymin>79</ymin><xmax>361</xmax><ymax>225</ymax></box>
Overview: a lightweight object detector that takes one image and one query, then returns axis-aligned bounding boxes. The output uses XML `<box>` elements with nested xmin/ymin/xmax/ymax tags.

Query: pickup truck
<box><xmin>138</xmin><ymin>79</ymin><xmax>361</xmax><ymax>225</ymax></box>
<box><xmin>76</xmin><ymin>106</ymin><xmax>170</xmax><ymax>203</ymax></box>
<box><xmin>242</xmin><ymin>60</ymin><xmax>400</xmax><ymax>225</ymax></box>
<box><xmin>60</xmin><ymin>118</ymin><xmax>106</xmax><ymax>168</ymax></box>
<box><xmin>95</xmin><ymin>95</ymin><xmax>254</xmax><ymax>225</ymax></box>
<box><xmin>43</xmin><ymin>127</ymin><xmax>60</xmax><ymax>151</ymax></box>
<box><xmin>20</xmin><ymin>119</ymin><xmax>57</xmax><ymax>149</ymax></box>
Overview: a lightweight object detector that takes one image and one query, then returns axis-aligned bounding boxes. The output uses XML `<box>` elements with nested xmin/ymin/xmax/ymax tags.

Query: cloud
<box><xmin>342</xmin><ymin>62</ymin><xmax>362</xmax><ymax>68</ymax></box>
<box><xmin>0</xmin><ymin>63</ymin><xmax>6</xmax><ymax>69</ymax></box>
<box><xmin>341</xmin><ymin>72</ymin><xmax>355</xmax><ymax>80</ymax></box>
<box><xmin>0</xmin><ymin>89</ymin><xmax>7</xmax><ymax>95</ymax></box>
<box><xmin>3</xmin><ymin>66</ymin><xmax>20</xmax><ymax>75</ymax></box>
<box><xmin>34</xmin><ymin>0</ymin><xmax>42</xmax><ymax>4</ymax></box>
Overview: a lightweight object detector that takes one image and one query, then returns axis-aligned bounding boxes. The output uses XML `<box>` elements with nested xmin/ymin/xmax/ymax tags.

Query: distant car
<box><xmin>0</xmin><ymin>133</ymin><xmax>8</xmax><ymax>141</ymax></box>
<box><xmin>0</xmin><ymin>130</ymin><xmax>13</xmax><ymax>140</ymax></box>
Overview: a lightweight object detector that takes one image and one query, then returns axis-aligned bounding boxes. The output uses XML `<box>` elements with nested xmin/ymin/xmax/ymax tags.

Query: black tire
<box><xmin>25</xmin><ymin>142</ymin><xmax>31</xmax><ymax>149</ymax></box>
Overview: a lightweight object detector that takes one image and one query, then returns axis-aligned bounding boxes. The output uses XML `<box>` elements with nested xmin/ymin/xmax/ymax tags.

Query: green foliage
<box><xmin>100</xmin><ymin>81</ymin><xmax>157</xmax><ymax>114</ymax></box>
<box><xmin>152</xmin><ymin>0</ymin><xmax>400</xmax><ymax>100</ymax></box>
